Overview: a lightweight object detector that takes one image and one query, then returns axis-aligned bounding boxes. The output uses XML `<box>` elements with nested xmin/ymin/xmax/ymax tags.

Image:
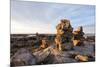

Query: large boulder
<box><xmin>11</xmin><ymin>48</ymin><xmax>36</xmax><ymax>66</ymax></box>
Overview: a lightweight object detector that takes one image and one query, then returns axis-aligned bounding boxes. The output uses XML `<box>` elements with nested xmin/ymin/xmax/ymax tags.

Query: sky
<box><xmin>11</xmin><ymin>0</ymin><xmax>95</xmax><ymax>34</ymax></box>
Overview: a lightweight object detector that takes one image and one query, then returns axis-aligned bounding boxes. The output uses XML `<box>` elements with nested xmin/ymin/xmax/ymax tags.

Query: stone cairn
<box><xmin>55</xmin><ymin>19</ymin><xmax>73</xmax><ymax>51</ymax></box>
<box><xmin>40</xmin><ymin>37</ymin><xmax>49</xmax><ymax>49</ymax></box>
<box><xmin>34</xmin><ymin>19</ymin><xmax>85</xmax><ymax>51</ymax></box>
<box><xmin>72</xmin><ymin>26</ymin><xmax>84</xmax><ymax>46</ymax></box>
<box><xmin>55</xmin><ymin>19</ymin><xmax>85</xmax><ymax>50</ymax></box>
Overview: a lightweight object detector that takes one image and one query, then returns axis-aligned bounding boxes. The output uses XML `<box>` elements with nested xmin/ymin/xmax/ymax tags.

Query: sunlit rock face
<box><xmin>72</xmin><ymin>26</ymin><xmax>85</xmax><ymax>46</ymax></box>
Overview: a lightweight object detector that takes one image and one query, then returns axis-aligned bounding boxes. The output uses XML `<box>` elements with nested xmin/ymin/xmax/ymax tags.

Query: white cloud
<box><xmin>11</xmin><ymin>20</ymin><xmax>55</xmax><ymax>34</ymax></box>
<box><xmin>11</xmin><ymin>1</ymin><xmax>95</xmax><ymax>34</ymax></box>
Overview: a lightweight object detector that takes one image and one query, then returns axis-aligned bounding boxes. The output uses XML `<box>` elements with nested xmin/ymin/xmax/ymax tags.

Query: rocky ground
<box><xmin>10</xmin><ymin>34</ymin><xmax>95</xmax><ymax>66</ymax></box>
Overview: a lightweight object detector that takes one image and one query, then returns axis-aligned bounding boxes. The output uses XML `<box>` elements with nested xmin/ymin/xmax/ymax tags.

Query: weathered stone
<box><xmin>33</xmin><ymin>46</ymin><xmax>53</xmax><ymax>63</ymax></box>
<box><xmin>54</xmin><ymin>35</ymin><xmax>62</xmax><ymax>51</ymax></box>
<box><xmin>62</xmin><ymin>42</ymin><xmax>73</xmax><ymax>51</ymax></box>
<box><xmin>72</xmin><ymin>26</ymin><xmax>84</xmax><ymax>46</ymax></box>
<box><xmin>73</xmin><ymin>42</ymin><xmax>95</xmax><ymax>56</ymax></box>
<box><xmin>75</xmin><ymin>54</ymin><xmax>88</xmax><ymax>62</ymax></box>
<box><xmin>11</xmin><ymin>48</ymin><xmax>36</xmax><ymax>66</ymax></box>
<box><xmin>56</xmin><ymin>19</ymin><xmax>73</xmax><ymax>37</ymax></box>
<box><xmin>55</xmin><ymin>19</ymin><xmax>73</xmax><ymax>50</ymax></box>
<box><xmin>40</xmin><ymin>37</ymin><xmax>49</xmax><ymax>49</ymax></box>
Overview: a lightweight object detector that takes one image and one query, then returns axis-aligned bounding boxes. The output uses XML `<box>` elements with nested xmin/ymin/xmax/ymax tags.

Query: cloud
<box><xmin>11</xmin><ymin>19</ymin><xmax>53</xmax><ymax>34</ymax></box>
<box><xmin>11</xmin><ymin>0</ymin><xmax>95</xmax><ymax>34</ymax></box>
